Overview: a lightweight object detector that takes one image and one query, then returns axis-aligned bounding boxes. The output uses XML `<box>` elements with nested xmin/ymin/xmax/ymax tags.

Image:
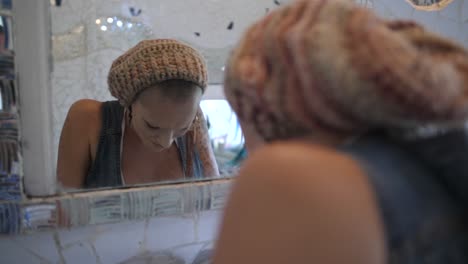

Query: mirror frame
<box><xmin>15</xmin><ymin>0</ymin><xmax>55</xmax><ymax>196</ymax></box>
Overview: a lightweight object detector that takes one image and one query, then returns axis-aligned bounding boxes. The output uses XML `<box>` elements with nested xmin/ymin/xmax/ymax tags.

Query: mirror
<box><xmin>201</xmin><ymin>100</ymin><xmax>246</xmax><ymax>176</ymax></box>
<box><xmin>50</xmin><ymin>0</ymin><xmax>286</xmax><ymax>191</ymax></box>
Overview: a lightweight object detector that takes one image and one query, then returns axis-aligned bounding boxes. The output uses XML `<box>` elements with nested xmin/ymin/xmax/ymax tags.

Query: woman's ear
<box><xmin>187</xmin><ymin>108</ymin><xmax>201</xmax><ymax>133</ymax></box>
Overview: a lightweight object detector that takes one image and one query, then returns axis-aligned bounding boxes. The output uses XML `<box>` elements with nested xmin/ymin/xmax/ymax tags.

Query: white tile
<box><xmin>439</xmin><ymin>0</ymin><xmax>462</xmax><ymax>22</ymax></box>
<box><xmin>371</xmin><ymin>0</ymin><xmax>397</xmax><ymax>18</ymax></box>
<box><xmin>92</xmin><ymin>220</ymin><xmax>146</xmax><ymax>264</ymax></box>
<box><xmin>436</xmin><ymin>18</ymin><xmax>465</xmax><ymax>45</ymax></box>
<box><xmin>119</xmin><ymin>250</ymin><xmax>185</xmax><ymax>264</ymax></box>
<box><xmin>465</xmin><ymin>31</ymin><xmax>468</xmax><ymax>46</ymax></box>
<box><xmin>58</xmin><ymin>225</ymin><xmax>99</xmax><ymax>248</ymax></box>
<box><xmin>146</xmin><ymin>216</ymin><xmax>196</xmax><ymax>251</ymax></box>
<box><xmin>171</xmin><ymin>243</ymin><xmax>205</xmax><ymax>264</ymax></box>
<box><xmin>375</xmin><ymin>0</ymin><xmax>414</xmax><ymax>19</ymax></box>
<box><xmin>12</xmin><ymin>232</ymin><xmax>62</xmax><ymax>264</ymax></box>
<box><xmin>50</xmin><ymin>0</ymin><xmax>83</xmax><ymax>35</ymax></box>
<box><xmin>412</xmin><ymin>9</ymin><xmax>441</xmax><ymax>31</ymax></box>
<box><xmin>192</xmin><ymin>248</ymin><xmax>215</xmax><ymax>264</ymax></box>
<box><xmin>0</xmin><ymin>238</ymin><xmax>42</xmax><ymax>264</ymax></box>
<box><xmin>62</xmin><ymin>242</ymin><xmax>98</xmax><ymax>264</ymax></box>
<box><xmin>463</xmin><ymin>0</ymin><xmax>468</xmax><ymax>22</ymax></box>
<box><xmin>200</xmin><ymin>241</ymin><xmax>215</xmax><ymax>251</ymax></box>
<box><xmin>196</xmin><ymin>210</ymin><xmax>222</xmax><ymax>243</ymax></box>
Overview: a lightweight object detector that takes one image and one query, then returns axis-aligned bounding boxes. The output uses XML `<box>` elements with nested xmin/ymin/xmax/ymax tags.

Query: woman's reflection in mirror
<box><xmin>57</xmin><ymin>39</ymin><xmax>219</xmax><ymax>189</ymax></box>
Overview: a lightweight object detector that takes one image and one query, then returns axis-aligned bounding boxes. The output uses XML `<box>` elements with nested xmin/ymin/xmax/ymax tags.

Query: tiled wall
<box><xmin>372</xmin><ymin>0</ymin><xmax>467</xmax><ymax>44</ymax></box>
<box><xmin>0</xmin><ymin>210</ymin><xmax>222</xmax><ymax>264</ymax></box>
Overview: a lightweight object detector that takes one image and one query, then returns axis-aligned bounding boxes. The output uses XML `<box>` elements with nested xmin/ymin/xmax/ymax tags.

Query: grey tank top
<box><xmin>342</xmin><ymin>134</ymin><xmax>468</xmax><ymax>263</ymax></box>
<box><xmin>85</xmin><ymin>101</ymin><xmax>204</xmax><ymax>188</ymax></box>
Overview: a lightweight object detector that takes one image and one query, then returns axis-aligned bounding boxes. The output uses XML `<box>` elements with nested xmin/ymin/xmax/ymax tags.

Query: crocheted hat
<box><xmin>108</xmin><ymin>39</ymin><xmax>208</xmax><ymax>106</ymax></box>
<box><xmin>224</xmin><ymin>0</ymin><xmax>468</xmax><ymax>141</ymax></box>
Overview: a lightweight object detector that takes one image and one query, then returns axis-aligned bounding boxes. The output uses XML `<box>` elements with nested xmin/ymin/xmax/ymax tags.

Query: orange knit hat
<box><xmin>108</xmin><ymin>39</ymin><xmax>208</xmax><ymax>107</ymax></box>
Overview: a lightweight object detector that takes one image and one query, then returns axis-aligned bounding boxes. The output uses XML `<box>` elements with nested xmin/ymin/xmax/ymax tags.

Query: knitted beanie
<box><xmin>108</xmin><ymin>39</ymin><xmax>208</xmax><ymax>107</ymax></box>
<box><xmin>224</xmin><ymin>0</ymin><xmax>468</xmax><ymax>141</ymax></box>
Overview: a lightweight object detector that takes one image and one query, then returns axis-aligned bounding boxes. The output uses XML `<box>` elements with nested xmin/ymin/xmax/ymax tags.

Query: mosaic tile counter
<box><xmin>0</xmin><ymin>179</ymin><xmax>231</xmax><ymax>264</ymax></box>
<box><xmin>1</xmin><ymin>212</ymin><xmax>221</xmax><ymax>264</ymax></box>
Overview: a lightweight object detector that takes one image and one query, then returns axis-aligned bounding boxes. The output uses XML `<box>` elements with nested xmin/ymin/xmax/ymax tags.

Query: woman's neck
<box><xmin>123</xmin><ymin>108</ymin><xmax>146</xmax><ymax>151</ymax></box>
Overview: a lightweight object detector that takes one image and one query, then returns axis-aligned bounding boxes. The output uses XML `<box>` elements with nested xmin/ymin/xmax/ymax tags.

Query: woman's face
<box><xmin>131</xmin><ymin>83</ymin><xmax>202</xmax><ymax>152</ymax></box>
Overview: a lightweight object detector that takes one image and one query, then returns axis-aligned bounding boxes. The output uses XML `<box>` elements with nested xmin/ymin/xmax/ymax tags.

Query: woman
<box><xmin>57</xmin><ymin>39</ymin><xmax>219</xmax><ymax>189</ymax></box>
<box><xmin>213</xmin><ymin>0</ymin><xmax>468</xmax><ymax>263</ymax></box>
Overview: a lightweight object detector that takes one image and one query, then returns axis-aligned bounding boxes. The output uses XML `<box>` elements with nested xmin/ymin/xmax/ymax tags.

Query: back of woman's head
<box><xmin>224</xmin><ymin>0</ymin><xmax>468</xmax><ymax>140</ymax></box>
<box><xmin>224</xmin><ymin>0</ymin><xmax>468</xmax><ymax>204</ymax></box>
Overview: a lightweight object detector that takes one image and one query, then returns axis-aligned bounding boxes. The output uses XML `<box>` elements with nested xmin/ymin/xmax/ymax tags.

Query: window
<box><xmin>200</xmin><ymin>100</ymin><xmax>245</xmax><ymax>176</ymax></box>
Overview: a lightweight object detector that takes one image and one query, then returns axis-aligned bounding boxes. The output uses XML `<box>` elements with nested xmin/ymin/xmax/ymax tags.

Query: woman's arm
<box><xmin>213</xmin><ymin>142</ymin><xmax>386</xmax><ymax>264</ymax></box>
<box><xmin>56</xmin><ymin>99</ymin><xmax>101</xmax><ymax>189</ymax></box>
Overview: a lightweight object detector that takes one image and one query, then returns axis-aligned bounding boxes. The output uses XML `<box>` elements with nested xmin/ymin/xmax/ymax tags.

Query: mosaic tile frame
<box><xmin>0</xmin><ymin>178</ymin><xmax>231</xmax><ymax>236</ymax></box>
<box><xmin>0</xmin><ymin>2</ymin><xmax>22</xmax><ymax>203</ymax></box>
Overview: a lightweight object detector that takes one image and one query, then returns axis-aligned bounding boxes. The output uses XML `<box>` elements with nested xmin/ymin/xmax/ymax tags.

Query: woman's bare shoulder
<box><xmin>234</xmin><ymin>141</ymin><xmax>377</xmax><ymax>215</ymax></box>
<box><xmin>241</xmin><ymin>141</ymin><xmax>364</xmax><ymax>182</ymax></box>
<box><xmin>214</xmin><ymin>141</ymin><xmax>386</xmax><ymax>264</ymax></box>
<box><xmin>57</xmin><ymin>99</ymin><xmax>104</xmax><ymax>188</ymax></box>
<box><xmin>62</xmin><ymin>99</ymin><xmax>103</xmax><ymax>145</ymax></box>
<box><xmin>66</xmin><ymin>99</ymin><xmax>102</xmax><ymax>121</ymax></box>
